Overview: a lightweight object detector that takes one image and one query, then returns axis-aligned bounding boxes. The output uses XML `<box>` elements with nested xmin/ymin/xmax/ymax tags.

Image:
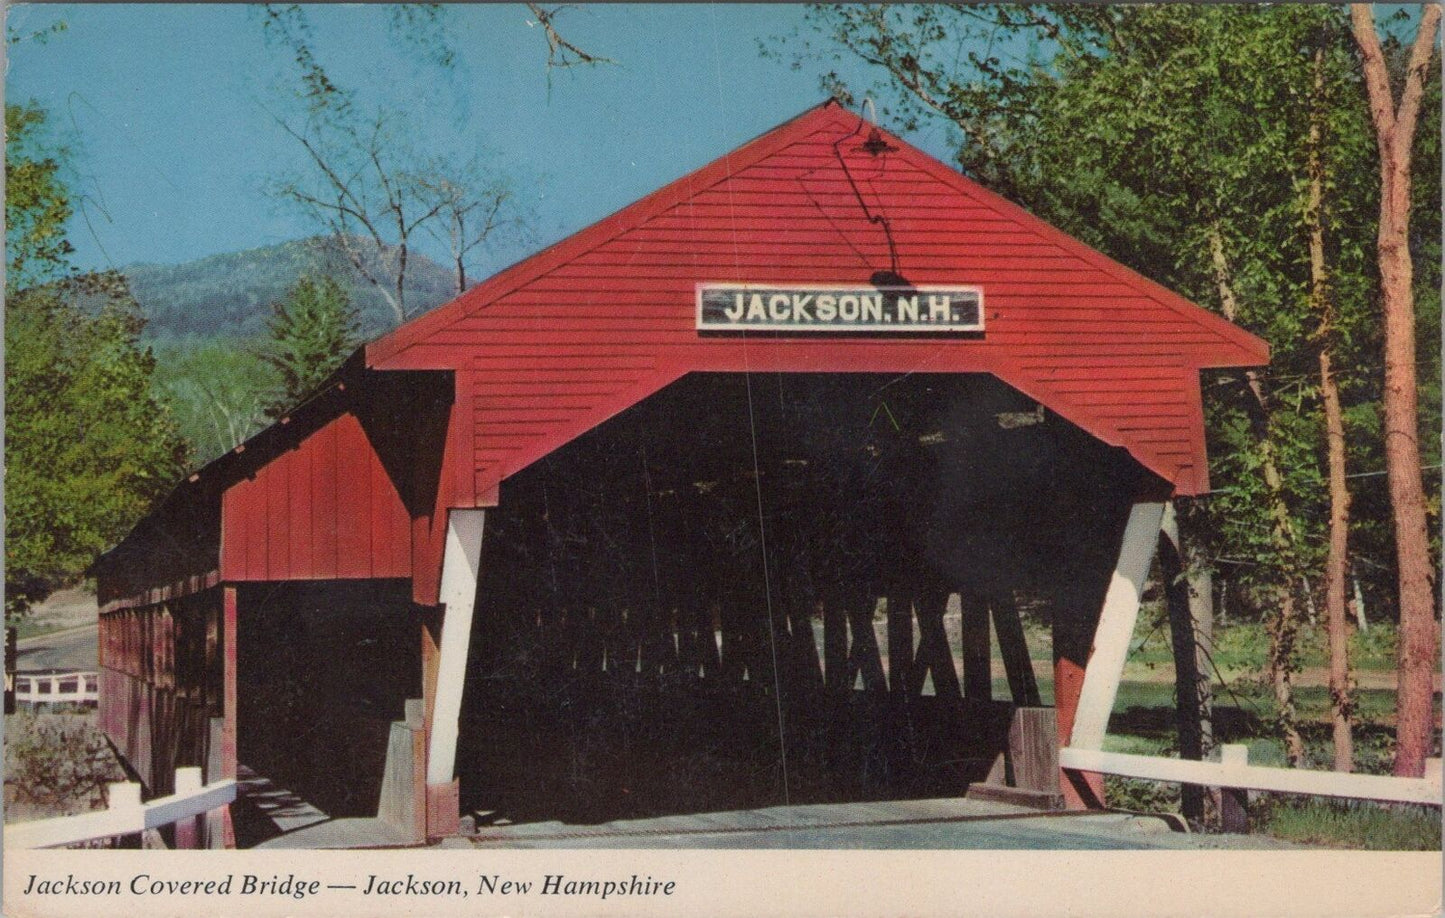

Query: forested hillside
<box><xmin>125</xmin><ymin>237</ymin><xmax>455</xmax><ymax>341</ymax></box>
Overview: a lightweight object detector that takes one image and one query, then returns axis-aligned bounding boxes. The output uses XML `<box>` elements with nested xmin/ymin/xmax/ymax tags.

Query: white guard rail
<box><xmin>13</xmin><ymin>671</ymin><xmax>99</xmax><ymax>705</ymax></box>
<box><xmin>1061</xmin><ymin>744</ymin><xmax>1443</xmax><ymax>807</ymax></box>
<box><xmin>5</xmin><ymin>766</ymin><xmax>237</xmax><ymax>849</ymax></box>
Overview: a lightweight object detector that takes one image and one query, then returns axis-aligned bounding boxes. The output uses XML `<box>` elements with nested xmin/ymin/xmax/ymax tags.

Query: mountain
<box><xmin>124</xmin><ymin>237</ymin><xmax>457</xmax><ymax>341</ymax></box>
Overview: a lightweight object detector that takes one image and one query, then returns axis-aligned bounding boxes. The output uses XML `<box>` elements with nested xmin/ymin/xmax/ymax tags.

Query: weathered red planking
<box><xmin>100</xmin><ymin>101</ymin><xmax>1265</xmax><ymax>614</ymax></box>
<box><xmin>310</xmin><ymin>419</ymin><xmax>338</xmax><ymax>579</ymax></box>
<box><xmin>334</xmin><ymin>415</ymin><xmax>373</xmax><ymax>579</ymax></box>
<box><xmin>265</xmin><ymin>458</ymin><xmax>290</xmax><ymax>581</ymax></box>
<box><xmin>288</xmin><ymin>438</ymin><xmax>312</xmax><ymax>575</ymax></box>
<box><xmin>365</xmin><ymin>102</ymin><xmax>1265</xmax><ymax>516</ymax></box>
<box><xmin>213</xmin><ymin>410</ymin><xmax>410</xmax><ymax>583</ymax></box>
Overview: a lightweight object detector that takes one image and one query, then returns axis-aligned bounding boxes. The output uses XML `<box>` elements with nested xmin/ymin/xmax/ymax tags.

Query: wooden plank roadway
<box><xmin>451</xmin><ymin>798</ymin><xmax>1307</xmax><ymax>851</ymax></box>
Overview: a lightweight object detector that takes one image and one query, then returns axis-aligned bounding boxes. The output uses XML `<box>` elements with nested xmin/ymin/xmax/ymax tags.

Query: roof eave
<box><xmin>366</xmin><ymin>101</ymin><xmax>857</xmax><ymax>369</ymax></box>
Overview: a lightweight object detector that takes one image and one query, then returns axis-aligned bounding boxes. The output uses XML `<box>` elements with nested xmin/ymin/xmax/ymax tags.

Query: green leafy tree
<box><xmin>261</xmin><ymin>275</ymin><xmax>359</xmax><ymax>417</ymax></box>
<box><xmin>151</xmin><ymin>339</ymin><xmax>281</xmax><ymax>465</ymax></box>
<box><xmin>6</xmin><ymin>275</ymin><xmax>190</xmax><ymax>615</ymax></box>
<box><xmin>789</xmin><ymin>5</ymin><xmax>1439</xmax><ymax>771</ymax></box>
<box><xmin>5</xmin><ymin>102</ymin><xmax>74</xmax><ymax>289</ymax></box>
<box><xmin>4</xmin><ymin>103</ymin><xmax>189</xmax><ymax>615</ymax></box>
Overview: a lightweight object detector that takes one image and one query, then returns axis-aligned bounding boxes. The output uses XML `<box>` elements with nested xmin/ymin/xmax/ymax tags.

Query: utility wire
<box><xmin>710</xmin><ymin>6</ymin><xmax>789</xmax><ymax>805</ymax></box>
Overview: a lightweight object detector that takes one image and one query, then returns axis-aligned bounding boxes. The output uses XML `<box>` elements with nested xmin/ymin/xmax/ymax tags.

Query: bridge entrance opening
<box><xmin>455</xmin><ymin>372</ymin><xmax>1147</xmax><ymax>824</ymax></box>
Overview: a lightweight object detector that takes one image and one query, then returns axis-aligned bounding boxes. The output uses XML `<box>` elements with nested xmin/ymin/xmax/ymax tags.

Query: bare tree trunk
<box><xmin>1352</xmin><ymin>567</ymin><xmax>1368</xmax><ymax>633</ymax></box>
<box><xmin>1185</xmin><ymin>534</ymin><xmax>1215</xmax><ymax>756</ymax></box>
<box><xmin>380</xmin><ymin>287</ymin><xmax>404</xmax><ymax>327</ymax></box>
<box><xmin>394</xmin><ymin>254</ymin><xmax>408</xmax><ymax>320</ymax></box>
<box><xmin>453</xmin><ymin>210</ymin><xmax>468</xmax><ymax>295</ymax></box>
<box><xmin>1306</xmin><ymin>45</ymin><xmax>1354</xmax><ymax>773</ymax></box>
<box><xmin>1350</xmin><ymin>3</ymin><xmax>1441</xmax><ymax>778</ymax></box>
<box><xmin>1162</xmin><ymin>503</ymin><xmax>1214</xmax><ymax>826</ymax></box>
<box><xmin>1320</xmin><ymin>348</ymin><xmax>1354</xmax><ymax>772</ymax></box>
<box><xmin>1208</xmin><ymin>222</ymin><xmax>1306</xmax><ymax>766</ymax></box>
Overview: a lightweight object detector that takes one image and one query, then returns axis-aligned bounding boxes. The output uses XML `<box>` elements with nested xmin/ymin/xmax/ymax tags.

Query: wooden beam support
<box><xmin>221</xmin><ymin>585</ymin><xmax>237</xmax><ymax>781</ymax></box>
<box><xmin>912</xmin><ymin>586</ymin><xmax>961</xmax><ymax>699</ymax></box>
<box><xmin>421</xmin><ymin>611</ymin><xmax>442</xmax><ymax>743</ymax></box>
<box><xmin>823</xmin><ymin>597</ymin><xmax>848</xmax><ymax>694</ymax></box>
<box><xmin>960</xmin><ymin>592</ymin><xmax>992</xmax><ymax>700</ymax></box>
<box><xmin>992</xmin><ymin>593</ymin><xmax>1040</xmax><ymax>707</ymax></box>
<box><xmin>885</xmin><ymin>590</ymin><xmax>913</xmax><ymax>695</ymax></box>
<box><xmin>786</xmin><ymin>599</ymin><xmax>823</xmax><ymax>692</ymax></box>
<box><xmin>1067</xmin><ymin>500</ymin><xmax>1166</xmax><ymax>752</ymax></box>
<box><xmin>846</xmin><ymin>593</ymin><xmax>887</xmax><ymax>694</ymax></box>
<box><xmin>1052</xmin><ymin>498</ymin><xmax>1165</xmax><ymax>810</ymax></box>
<box><xmin>425</xmin><ymin>509</ymin><xmax>486</xmax><ymax>837</ymax></box>
<box><xmin>1009</xmin><ymin>707</ymin><xmax>1062</xmax><ymax>797</ymax></box>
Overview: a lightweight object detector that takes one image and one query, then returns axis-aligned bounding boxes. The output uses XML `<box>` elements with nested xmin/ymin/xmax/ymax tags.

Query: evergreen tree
<box><xmin>261</xmin><ymin>274</ymin><xmax>359</xmax><ymax>418</ymax></box>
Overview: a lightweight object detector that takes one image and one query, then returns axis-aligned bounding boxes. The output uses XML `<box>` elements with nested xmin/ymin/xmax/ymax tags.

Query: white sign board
<box><xmin>696</xmin><ymin>283</ymin><xmax>984</xmax><ymax>333</ymax></box>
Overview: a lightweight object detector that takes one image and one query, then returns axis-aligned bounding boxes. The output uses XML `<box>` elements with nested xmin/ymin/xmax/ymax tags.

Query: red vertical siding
<box><xmin>265</xmin><ymin>458</ymin><xmax>290</xmax><ymax>580</ymax></box>
<box><xmin>411</xmin><ymin>514</ymin><xmax>440</xmax><ymax>605</ymax></box>
<box><xmin>220</xmin><ymin>488</ymin><xmax>244</xmax><ymax>576</ymax></box>
<box><xmin>452</xmin><ymin>369</ymin><xmax>478</xmax><ymax>506</ymax></box>
<box><xmin>218</xmin><ymin>411</ymin><xmax>411</xmax><ymax>582</ymax></box>
<box><xmin>288</xmin><ymin>439</ymin><xmax>312</xmax><ymax>575</ymax></box>
<box><xmin>311</xmin><ymin>420</ymin><xmax>338</xmax><ymax>579</ymax></box>
<box><xmin>334</xmin><ymin>415</ymin><xmax>373</xmax><ymax>578</ymax></box>
<box><xmin>241</xmin><ymin>476</ymin><xmax>267</xmax><ymax>582</ymax></box>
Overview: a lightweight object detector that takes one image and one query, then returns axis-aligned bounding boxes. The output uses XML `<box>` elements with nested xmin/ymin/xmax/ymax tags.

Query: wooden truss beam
<box><xmin>425</xmin><ymin>509</ymin><xmax>486</xmax><ymax>836</ymax></box>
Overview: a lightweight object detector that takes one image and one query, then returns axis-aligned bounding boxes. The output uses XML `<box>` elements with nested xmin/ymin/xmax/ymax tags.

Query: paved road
<box><xmin>16</xmin><ymin>624</ymin><xmax>97</xmax><ymax>672</ymax></box>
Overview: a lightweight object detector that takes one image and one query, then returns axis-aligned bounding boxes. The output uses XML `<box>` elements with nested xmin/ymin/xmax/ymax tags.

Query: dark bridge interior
<box><xmin>237</xmin><ymin>580</ymin><xmax>421</xmax><ymax>820</ymax></box>
<box><xmin>456</xmin><ymin>372</ymin><xmax>1146</xmax><ymax>825</ymax></box>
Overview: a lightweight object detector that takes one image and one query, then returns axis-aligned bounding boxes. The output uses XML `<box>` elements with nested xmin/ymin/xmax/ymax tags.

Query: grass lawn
<box><xmin>11</xmin><ymin>618</ymin><xmax>76</xmax><ymax>641</ymax></box>
<box><xmin>976</xmin><ymin>611</ymin><xmax>1441</xmax><ymax>850</ymax></box>
<box><xmin>7</xmin><ymin>586</ymin><xmax>99</xmax><ymax>641</ymax></box>
<box><xmin>1095</xmin><ymin>681</ymin><xmax>1443</xmax><ymax>850</ymax></box>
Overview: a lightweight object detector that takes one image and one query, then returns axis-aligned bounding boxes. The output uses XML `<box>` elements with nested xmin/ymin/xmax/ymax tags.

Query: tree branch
<box><xmin>1394</xmin><ymin>4</ymin><xmax>1442</xmax><ymax>150</ymax></box>
<box><xmin>526</xmin><ymin>4</ymin><xmax>614</xmax><ymax>69</ymax></box>
<box><xmin>1349</xmin><ymin>5</ymin><xmax>1400</xmax><ymax>141</ymax></box>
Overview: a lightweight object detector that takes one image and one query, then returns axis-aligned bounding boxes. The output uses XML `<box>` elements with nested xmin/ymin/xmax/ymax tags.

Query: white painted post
<box><xmin>110</xmin><ymin>780</ymin><xmax>144</xmax><ymax>849</ymax></box>
<box><xmin>1219</xmin><ymin>743</ymin><xmax>1251</xmax><ymax>833</ymax></box>
<box><xmin>1219</xmin><ymin>743</ymin><xmax>1250</xmax><ymax>769</ymax></box>
<box><xmin>173</xmin><ymin>767</ymin><xmax>203</xmax><ymax>794</ymax></box>
<box><xmin>1066</xmin><ymin>500</ymin><xmax>1167</xmax><ymax>752</ymax></box>
<box><xmin>172</xmin><ymin>767</ymin><xmax>203</xmax><ymax>849</ymax></box>
<box><xmin>108</xmin><ymin>781</ymin><xmax>142</xmax><ymax>811</ymax></box>
<box><xmin>426</xmin><ymin>509</ymin><xmax>485</xmax><ymax>786</ymax></box>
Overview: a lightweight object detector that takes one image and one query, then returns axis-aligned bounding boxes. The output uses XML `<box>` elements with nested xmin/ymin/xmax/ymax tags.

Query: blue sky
<box><xmin>5</xmin><ymin>4</ymin><xmax>967</xmax><ymax>275</ymax></box>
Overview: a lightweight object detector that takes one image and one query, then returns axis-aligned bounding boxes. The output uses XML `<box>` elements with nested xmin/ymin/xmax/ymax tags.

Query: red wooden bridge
<box><xmin>94</xmin><ymin>101</ymin><xmax>1271</xmax><ymax>846</ymax></box>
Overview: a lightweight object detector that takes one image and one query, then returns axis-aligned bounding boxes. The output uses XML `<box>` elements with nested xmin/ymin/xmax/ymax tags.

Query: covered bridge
<box><xmin>94</xmin><ymin>101</ymin><xmax>1266</xmax><ymax>846</ymax></box>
